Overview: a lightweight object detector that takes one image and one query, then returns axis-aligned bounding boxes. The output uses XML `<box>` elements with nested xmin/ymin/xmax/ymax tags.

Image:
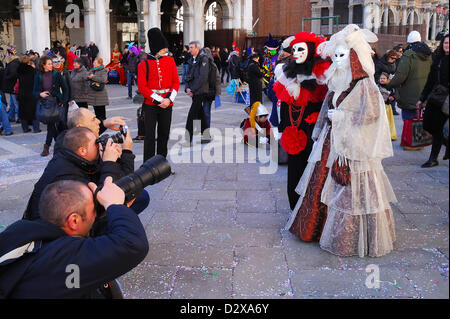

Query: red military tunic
<box><xmin>137</xmin><ymin>55</ymin><xmax>180</xmax><ymax>107</ymax></box>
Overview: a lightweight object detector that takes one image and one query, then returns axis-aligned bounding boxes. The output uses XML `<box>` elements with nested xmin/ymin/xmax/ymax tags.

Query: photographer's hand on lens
<box><xmin>88</xmin><ymin>176</ymin><xmax>125</xmax><ymax>210</ymax></box>
<box><xmin>102</xmin><ymin>139</ymin><xmax>122</xmax><ymax>162</ymax></box>
<box><xmin>103</xmin><ymin>116</ymin><xmax>127</xmax><ymax>131</ymax></box>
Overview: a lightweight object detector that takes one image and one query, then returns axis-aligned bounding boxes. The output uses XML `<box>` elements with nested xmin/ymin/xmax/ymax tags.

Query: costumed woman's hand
<box><xmin>327</xmin><ymin>109</ymin><xmax>336</xmax><ymax>121</ymax></box>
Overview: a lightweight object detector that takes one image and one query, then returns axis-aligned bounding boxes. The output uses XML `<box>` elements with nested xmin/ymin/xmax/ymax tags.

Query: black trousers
<box><xmin>287</xmin><ymin>149</ymin><xmax>311</xmax><ymax>211</ymax></box>
<box><xmin>185</xmin><ymin>94</ymin><xmax>207</xmax><ymax>142</ymax></box>
<box><xmin>77</xmin><ymin>102</ymin><xmax>88</xmax><ymax>109</ymax></box>
<box><xmin>93</xmin><ymin>105</ymin><xmax>106</xmax><ymax>122</ymax></box>
<box><xmin>143</xmin><ymin>105</ymin><xmax>172</xmax><ymax>162</ymax></box>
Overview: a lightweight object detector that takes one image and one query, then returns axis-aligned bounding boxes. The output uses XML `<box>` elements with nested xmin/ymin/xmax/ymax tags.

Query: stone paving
<box><xmin>0</xmin><ymin>83</ymin><xmax>448</xmax><ymax>299</ymax></box>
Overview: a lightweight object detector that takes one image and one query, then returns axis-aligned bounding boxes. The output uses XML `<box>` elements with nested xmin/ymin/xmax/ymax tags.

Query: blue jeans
<box><xmin>203</xmin><ymin>100</ymin><xmax>212</xmax><ymax>129</ymax></box>
<box><xmin>127</xmin><ymin>72</ymin><xmax>136</xmax><ymax>98</ymax></box>
<box><xmin>6</xmin><ymin>93</ymin><xmax>18</xmax><ymax>121</ymax></box>
<box><xmin>0</xmin><ymin>100</ymin><xmax>12</xmax><ymax>134</ymax></box>
<box><xmin>402</xmin><ymin>109</ymin><xmax>416</xmax><ymax>121</ymax></box>
<box><xmin>182</xmin><ymin>64</ymin><xmax>189</xmax><ymax>84</ymax></box>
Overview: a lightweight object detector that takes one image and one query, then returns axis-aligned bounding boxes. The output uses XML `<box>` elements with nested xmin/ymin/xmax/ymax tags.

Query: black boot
<box><xmin>421</xmin><ymin>159</ymin><xmax>439</xmax><ymax>168</ymax></box>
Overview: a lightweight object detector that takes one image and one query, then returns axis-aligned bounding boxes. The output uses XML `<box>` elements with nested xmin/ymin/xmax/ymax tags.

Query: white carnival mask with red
<box><xmin>292</xmin><ymin>42</ymin><xmax>308</xmax><ymax>64</ymax></box>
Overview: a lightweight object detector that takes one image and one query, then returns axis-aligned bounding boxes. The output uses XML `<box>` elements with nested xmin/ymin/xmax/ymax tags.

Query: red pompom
<box><xmin>280</xmin><ymin>126</ymin><xmax>308</xmax><ymax>155</ymax></box>
<box><xmin>313</xmin><ymin>60</ymin><xmax>331</xmax><ymax>78</ymax></box>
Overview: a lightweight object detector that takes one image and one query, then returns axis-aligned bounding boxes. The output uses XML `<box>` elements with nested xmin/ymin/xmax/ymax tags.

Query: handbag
<box><xmin>401</xmin><ymin>107</ymin><xmax>433</xmax><ymax>148</ymax></box>
<box><xmin>36</xmin><ymin>96</ymin><xmax>61</xmax><ymax>124</ymax></box>
<box><xmin>427</xmin><ymin>61</ymin><xmax>449</xmax><ymax>108</ymax></box>
<box><xmin>90</xmin><ymin>80</ymin><xmax>105</xmax><ymax>91</ymax></box>
<box><xmin>385</xmin><ymin>104</ymin><xmax>397</xmax><ymax>141</ymax></box>
<box><xmin>331</xmin><ymin>157</ymin><xmax>351</xmax><ymax>186</ymax></box>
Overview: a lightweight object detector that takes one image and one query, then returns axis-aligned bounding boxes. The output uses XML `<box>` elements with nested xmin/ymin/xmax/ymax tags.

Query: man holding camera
<box><xmin>0</xmin><ymin>177</ymin><xmax>149</xmax><ymax>298</ymax></box>
<box><xmin>23</xmin><ymin>126</ymin><xmax>149</xmax><ymax>221</ymax></box>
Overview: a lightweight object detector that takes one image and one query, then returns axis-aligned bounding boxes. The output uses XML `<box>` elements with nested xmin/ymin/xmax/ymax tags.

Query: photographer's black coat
<box><xmin>0</xmin><ymin>205</ymin><xmax>149</xmax><ymax>298</ymax></box>
<box><xmin>23</xmin><ymin>148</ymin><xmax>135</xmax><ymax>221</ymax></box>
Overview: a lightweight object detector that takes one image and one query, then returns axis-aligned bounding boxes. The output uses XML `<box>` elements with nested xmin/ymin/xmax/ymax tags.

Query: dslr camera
<box><xmin>96</xmin><ymin>125</ymin><xmax>128</xmax><ymax>149</ymax></box>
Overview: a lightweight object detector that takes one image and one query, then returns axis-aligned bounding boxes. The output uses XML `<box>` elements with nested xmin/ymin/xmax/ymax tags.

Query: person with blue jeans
<box><xmin>0</xmin><ymin>93</ymin><xmax>13</xmax><ymax>135</ymax></box>
<box><xmin>6</xmin><ymin>93</ymin><xmax>19</xmax><ymax>122</ymax></box>
<box><xmin>124</xmin><ymin>49</ymin><xmax>138</xmax><ymax>99</ymax></box>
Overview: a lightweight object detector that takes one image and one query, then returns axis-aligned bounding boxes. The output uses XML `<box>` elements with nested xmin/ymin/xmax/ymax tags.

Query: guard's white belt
<box><xmin>153</xmin><ymin>89</ymin><xmax>171</xmax><ymax>94</ymax></box>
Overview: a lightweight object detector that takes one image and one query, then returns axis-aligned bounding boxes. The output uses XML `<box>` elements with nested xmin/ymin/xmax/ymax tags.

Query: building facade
<box><xmin>0</xmin><ymin>0</ymin><xmax>253</xmax><ymax>64</ymax></box>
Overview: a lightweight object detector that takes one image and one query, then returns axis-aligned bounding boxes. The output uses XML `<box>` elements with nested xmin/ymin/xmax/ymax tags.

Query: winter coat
<box><xmin>185</xmin><ymin>50</ymin><xmax>210</xmax><ymax>96</ymax></box>
<box><xmin>229</xmin><ymin>52</ymin><xmax>241</xmax><ymax>79</ymax></box>
<box><xmin>2</xmin><ymin>57</ymin><xmax>20</xmax><ymax>94</ymax></box>
<box><xmin>87</xmin><ymin>65</ymin><xmax>109</xmax><ymax>106</ymax></box>
<box><xmin>23</xmin><ymin>147</ymin><xmax>135</xmax><ymax>221</ymax></box>
<box><xmin>247</xmin><ymin>59</ymin><xmax>263</xmax><ymax>105</ymax></box>
<box><xmin>386</xmin><ymin>42</ymin><xmax>432</xmax><ymax>110</ymax></box>
<box><xmin>374</xmin><ymin>54</ymin><xmax>397</xmax><ymax>84</ymax></box>
<box><xmin>16</xmin><ymin>63</ymin><xmax>37</xmax><ymax>121</ymax></box>
<box><xmin>125</xmin><ymin>53</ymin><xmax>138</xmax><ymax>73</ymax></box>
<box><xmin>69</xmin><ymin>66</ymin><xmax>89</xmax><ymax>103</ymax></box>
<box><xmin>33</xmin><ymin>70</ymin><xmax>69</xmax><ymax>105</ymax></box>
<box><xmin>420</xmin><ymin>54</ymin><xmax>449</xmax><ymax>136</ymax></box>
<box><xmin>88</xmin><ymin>44</ymin><xmax>99</xmax><ymax>60</ymax></box>
<box><xmin>0</xmin><ymin>205</ymin><xmax>148</xmax><ymax>299</ymax></box>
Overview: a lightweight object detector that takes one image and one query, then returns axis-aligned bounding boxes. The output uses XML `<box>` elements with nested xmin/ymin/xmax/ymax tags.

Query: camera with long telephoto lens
<box><xmin>115</xmin><ymin>155</ymin><xmax>172</xmax><ymax>203</ymax></box>
<box><xmin>96</xmin><ymin>125</ymin><xmax>128</xmax><ymax>149</ymax></box>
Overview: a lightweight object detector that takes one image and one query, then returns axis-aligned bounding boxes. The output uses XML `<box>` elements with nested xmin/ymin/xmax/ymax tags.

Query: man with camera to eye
<box><xmin>0</xmin><ymin>178</ymin><xmax>149</xmax><ymax>299</ymax></box>
<box><xmin>23</xmin><ymin>126</ymin><xmax>149</xmax><ymax>221</ymax></box>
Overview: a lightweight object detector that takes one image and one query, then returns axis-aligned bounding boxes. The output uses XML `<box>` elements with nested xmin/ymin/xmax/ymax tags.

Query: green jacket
<box><xmin>386</xmin><ymin>43</ymin><xmax>432</xmax><ymax>110</ymax></box>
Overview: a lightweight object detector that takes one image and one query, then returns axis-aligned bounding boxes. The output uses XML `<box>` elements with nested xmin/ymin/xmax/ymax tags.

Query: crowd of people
<box><xmin>0</xmin><ymin>25</ymin><xmax>448</xmax><ymax>298</ymax></box>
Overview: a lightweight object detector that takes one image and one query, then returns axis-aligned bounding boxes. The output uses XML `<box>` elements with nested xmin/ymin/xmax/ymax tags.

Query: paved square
<box><xmin>0</xmin><ymin>83</ymin><xmax>448</xmax><ymax>299</ymax></box>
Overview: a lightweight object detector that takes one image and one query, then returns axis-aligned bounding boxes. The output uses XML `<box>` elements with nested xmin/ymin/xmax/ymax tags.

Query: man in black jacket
<box><xmin>0</xmin><ymin>177</ymin><xmax>149</xmax><ymax>299</ymax></box>
<box><xmin>184</xmin><ymin>41</ymin><xmax>210</xmax><ymax>146</ymax></box>
<box><xmin>23</xmin><ymin>126</ymin><xmax>149</xmax><ymax>221</ymax></box>
<box><xmin>2</xmin><ymin>50</ymin><xmax>20</xmax><ymax>122</ymax></box>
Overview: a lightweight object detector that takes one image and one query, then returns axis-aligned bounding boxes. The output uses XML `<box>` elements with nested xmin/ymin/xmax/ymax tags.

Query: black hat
<box><xmin>147</xmin><ymin>28</ymin><xmax>169</xmax><ymax>56</ymax></box>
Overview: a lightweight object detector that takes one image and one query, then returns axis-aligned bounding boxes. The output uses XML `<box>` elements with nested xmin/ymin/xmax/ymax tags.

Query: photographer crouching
<box><xmin>0</xmin><ymin>178</ymin><xmax>149</xmax><ymax>298</ymax></box>
<box><xmin>23</xmin><ymin>126</ymin><xmax>149</xmax><ymax>222</ymax></box>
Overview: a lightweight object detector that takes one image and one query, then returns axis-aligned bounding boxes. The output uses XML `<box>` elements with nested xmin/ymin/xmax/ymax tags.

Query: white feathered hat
<box><xmin>317</xmin><ymin>24</ymin><xmax>378</xmax><ymax>77</ymax></box>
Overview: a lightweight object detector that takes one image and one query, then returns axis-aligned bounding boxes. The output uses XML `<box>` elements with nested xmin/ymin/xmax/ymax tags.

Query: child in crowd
<box><xmin>378</xmin><ymin>72</ymin><xmax>397</xmax><ymax>141</ymax></box>
<box><xmin>241</xmin><ymin>102</ymin><xmax>272</xmax><ymax>147</ymax></box>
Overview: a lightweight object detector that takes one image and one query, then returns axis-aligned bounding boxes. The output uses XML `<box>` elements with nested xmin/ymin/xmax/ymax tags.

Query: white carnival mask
<box><xmin>332</xmin><ymin>45</ymin><xmax>350</xmax><ymax>70</ymax></box>
<box><xmin>292</xmin><ymin>42</ymin><xmax>308</xmax><ymax>64</ymax></box>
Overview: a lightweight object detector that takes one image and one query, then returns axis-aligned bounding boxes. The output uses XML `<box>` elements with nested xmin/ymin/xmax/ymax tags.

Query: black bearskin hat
<box><xmin>147</xmin><ymin>28</ymin><xmax>169</xmax><ymax>56</ymax></box>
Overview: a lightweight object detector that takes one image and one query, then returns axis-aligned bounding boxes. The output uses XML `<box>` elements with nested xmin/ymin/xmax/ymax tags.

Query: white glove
<box><xmin>327</xmin><ymin>109</ymin><xmax>335</xmax><ymax>121</ymax></box>
<box><xmin>260</xmin><ymin>137</ymin><xmax>269</xmax><ymax>145</ymax></box>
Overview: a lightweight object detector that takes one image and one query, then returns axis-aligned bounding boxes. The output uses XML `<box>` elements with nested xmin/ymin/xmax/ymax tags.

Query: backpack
<box><xmin>239</xmin><ymin>59</ymin><xmax>250</xmax><ymax>83</ymax></box>
<box><xmin>207</xmin><ymin>59</ymin><xmax>218</xmax><ymax>99</ymax></box>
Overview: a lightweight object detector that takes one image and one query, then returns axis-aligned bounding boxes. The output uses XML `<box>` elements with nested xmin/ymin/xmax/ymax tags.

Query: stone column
<box><xmin>29</xmin><ymin>0</ymin><xmax>51</xmax><ymax>55</ymax></box>
<box><xmin>17</xmin><ymin>0</ymin><xmax>33</xmax><ymax>52</ymax></box>
<box><xmin>431</xmin><ymin>11</ymin><xmax>437</xmax><ymax>41</ymax></box>
<box><xmin>425</xmin><ymin>9</ymin><xmax>431</xmax><ymax>41</ymax></box>
<box><xmin>311</xmin><ymin>6</ymin><xmax>321</xmax><ymax>34</ymax></box>
<box><xmin>382</xmin><ymin>6</ymin><xmax>389</xmax><ymax>34</ymax></box>
<box><xmin>363</xmin><ymin>2</ymin><xmax>373</xmax><ymax>31</ymax></box>
<box><xmin>147</xmin><ymin>0</ymin><xmax>161</xmax><ymax>28</ymax></box>
<box><xmin>94</xmin><ymin>0</ymin><xmax>110</xmax><ymax>64</ymax></box>
<box><xmin>400</xmin><ymin>5</ymin><xmax>407</xmax><ymax>35</ymax></box>
<box><xmin>373</xmin><ymin>2</ymin><xmax>380</xmax><ymax>34</ymax></box>
<box><xmin>348</xmin><ymin>4</ymin><xmax>354</xmax><ymax>25</ymax></box>
<box><xmin>233</xmin><ymin>0</ymin><xmax>242</xmax><ymax>29</ymax></box>
<box><xmin>328</xmin><ymin>6</ymin><xmax>334</xmax><ymax>34</ymax></box>
<box><xmin>242</xmin><ymin>0</ymin><xmax>252</xmax><ymax>32</ymax></box>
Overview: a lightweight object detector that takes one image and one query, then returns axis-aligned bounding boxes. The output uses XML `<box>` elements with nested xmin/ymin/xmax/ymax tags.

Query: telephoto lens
<box><xmin>114</xmin><ymin>155</ymin><xmax>172</xmax><ymax>203</ymax></box>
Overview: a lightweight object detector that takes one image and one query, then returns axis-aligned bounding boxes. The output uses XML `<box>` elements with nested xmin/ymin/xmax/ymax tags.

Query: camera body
<box><xmin>96</xmin><ymin>125</ymin><xmax>128</xmax><ymax>149</ymax></box>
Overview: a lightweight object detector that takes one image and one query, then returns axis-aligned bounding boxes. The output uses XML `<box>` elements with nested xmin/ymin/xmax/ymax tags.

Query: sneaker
<box><xmin>1</xmin><ymin>131</ymin><xmax>13</xmax><ymax>136</ymax></box>
<box><xmin>33</xmin><ymin>129</ymin><xmax>42</xmax><ymax>133</ymax></box>
<box><xmin>23</xmin><ymin>129</ymin><xmax>31</xmax><ymax>133</ymax></box>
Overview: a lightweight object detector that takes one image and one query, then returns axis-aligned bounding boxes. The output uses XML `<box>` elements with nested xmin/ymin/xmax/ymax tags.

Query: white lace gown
<box><xmin>317</xmin><ymin>77</ymin><xmax>397</xmax><ymax>257</ymax></box>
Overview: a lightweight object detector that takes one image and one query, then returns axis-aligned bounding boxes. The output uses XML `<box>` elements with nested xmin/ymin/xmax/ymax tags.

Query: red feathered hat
<box><xmin>290</xmin><ymin>32</ymin><xmax>325</xmax><ymax>57</ymax></box>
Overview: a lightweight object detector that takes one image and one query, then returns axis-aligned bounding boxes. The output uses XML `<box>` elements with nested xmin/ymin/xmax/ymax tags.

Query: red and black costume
<box><xmin>137</xmin><ymin>28</ymin><xmax>180</xmax><ymax>162</ymax></box>
<box><xmin>273</xmin><ymin>32</ymin><xmax>330</xmax><ymax>211</ymax></box>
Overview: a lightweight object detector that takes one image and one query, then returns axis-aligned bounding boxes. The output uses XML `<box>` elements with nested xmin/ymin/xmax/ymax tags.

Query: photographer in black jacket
<box><xmin>0</xmin><ymin>178</ymin><xmax>149</xmax><ymax>299</ymax></box>
<box><xmin>23</xmin><ymin>126</ymin><xmax>149</xmax><ymax>221</ymax></box>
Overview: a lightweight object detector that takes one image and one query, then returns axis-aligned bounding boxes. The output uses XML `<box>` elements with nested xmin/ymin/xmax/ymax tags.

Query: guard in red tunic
<box><xmin>273</xmin><ymin>32</ymin><xmax>330</xmax><ymax>211</ymax></box>
<box><xmin>137</xmin><ymin>28</ymin><xmax>180</xmax><ymax>162</ymax></box>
